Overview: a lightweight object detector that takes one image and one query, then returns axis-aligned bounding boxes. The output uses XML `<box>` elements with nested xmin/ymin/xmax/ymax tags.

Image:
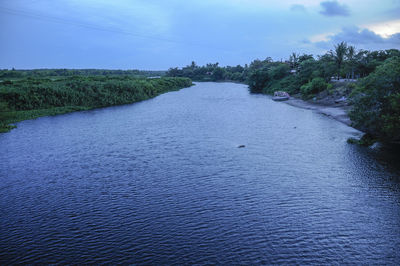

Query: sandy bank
<box><xmin>283</xmin><ymin>97</ymin><xmax>353</xmax><ymax>127</ymax></box>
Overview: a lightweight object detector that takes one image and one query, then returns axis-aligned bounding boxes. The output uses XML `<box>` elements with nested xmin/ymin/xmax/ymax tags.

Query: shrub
<box><xmin>300</xmin><ymin>77</ymin><xmax>329</xmax><ymax>96</ymax></box>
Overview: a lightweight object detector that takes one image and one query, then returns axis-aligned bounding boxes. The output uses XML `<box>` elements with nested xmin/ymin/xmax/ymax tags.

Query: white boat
<box><xmin>272</xmin><ymin>91</ymin><xmax>290</xmax><ymax>101</ymax></box>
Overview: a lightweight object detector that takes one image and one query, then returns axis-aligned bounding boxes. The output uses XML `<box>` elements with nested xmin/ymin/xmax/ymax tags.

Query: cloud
<box><xmin>2</xmin><ymin>0</ymin><xmax>399</xmax><ymax>69</ymax></box>
<box><xmin>364</xmin><ymin>19</ymin><xmax>400</xmax><ymax>38</ymax></box>
<box><xmin>319</xmin><ymin>1</ymin><xmax>350</xmax><ymax>17</ymax></box>
<box><xmin>313</xmin><ymin>26</ymin><xmax>400</xmax><ymax>50</ymax></box>
<box><xmin>290</xmin><ymin>4</ymin><xmax>307</xmax><ymax>12</ymax></box>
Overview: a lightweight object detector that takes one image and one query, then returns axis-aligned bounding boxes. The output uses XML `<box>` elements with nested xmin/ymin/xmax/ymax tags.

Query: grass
<box><xmin>0</xmin><ymin>106</ymin><xmax>90</xmax><ymax>133</ymax></box>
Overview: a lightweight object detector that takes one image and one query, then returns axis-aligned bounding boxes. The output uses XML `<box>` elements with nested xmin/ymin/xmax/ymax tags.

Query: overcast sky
<box><xmin>1</xmin><ymin>0</ymin><xmax>399</xmax><ymax>69</ymax></box>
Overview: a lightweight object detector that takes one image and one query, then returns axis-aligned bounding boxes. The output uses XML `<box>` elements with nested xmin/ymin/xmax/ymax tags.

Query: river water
<box><xmin>1</xmin><ymin>82</ymin><xmax>400</xmax><ymax>264</ymax></box>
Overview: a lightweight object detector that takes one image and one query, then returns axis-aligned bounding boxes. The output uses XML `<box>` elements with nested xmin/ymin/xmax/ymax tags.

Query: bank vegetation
<box><xmin>0</xmin><ymin>75</ymin><xmax>192</xmax><ymax>132</ymax></box>
<box><xmin>167</xmin><ymin>43</ymin><xmax>400</xmax><ymax>143</ymax></box>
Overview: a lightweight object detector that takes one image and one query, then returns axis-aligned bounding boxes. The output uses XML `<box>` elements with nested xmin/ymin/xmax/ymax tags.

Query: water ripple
<box><xmin>1</xmin><ymin>82</ymin><xmax>400</xmax><ymax>264</ymax></box>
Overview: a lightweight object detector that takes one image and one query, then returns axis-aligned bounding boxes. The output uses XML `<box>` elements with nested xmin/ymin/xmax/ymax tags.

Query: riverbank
<box><xmin>283</xmin><ymin>97</ymin><xmax>353</xmax><ymax>127</ymax></box>
<box><xmin>0</xmin><ymin>106</ymin><xmax>91</xmax><ymax>133</ymax></box>
<box><xmin>0</xmin><ymin>76</ymin><xmax>193</xmax><ymax>133</ymax></box>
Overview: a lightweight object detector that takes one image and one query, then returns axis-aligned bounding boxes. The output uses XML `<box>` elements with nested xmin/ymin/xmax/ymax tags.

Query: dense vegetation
<box><xmin>0</xmin><ymin>69</ymin><xmax>165</xmax><ymax>79</ymax></box>
<box><xmin>0</xmin><ymin>76</ymin><xmax>192</xmax><ymax>132</ymax></box>
<box><xmin>168</xmin><ymin>45</ymin><xmax>399</xmax><ymax>97</ymax></box>
<box><xmin>167</xmin><ymin>62</ymin><xmax>248</xmax><ymax>82</ymax></box>
<box><xmin>246</xmin><ymin>45</ymin><xmax>400</xmax><ymax>98</ymax></box>
<box><xmin>167</xmin><ymin>44</ymin><xmax>400</xmax><ymax>143</ymax></box>
<box><xmin>349</xmin><ymin>56</ymin><xmax>400</xmax><ymax>142</ymax></box>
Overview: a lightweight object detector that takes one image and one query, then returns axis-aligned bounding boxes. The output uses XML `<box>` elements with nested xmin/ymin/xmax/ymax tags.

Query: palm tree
<box><xmin>289</xmin><ymin>52</ymin><xmax>299</xmax><ymax>69</ymax></box>
<box><xmin>190</xmin><ymin>61</ymin><xmax>197</xmax><ymax>69</ymax></box>
<box><xmin>346</xmin><ymin>45</ymin><xmax>356</xmax><ymax>79</ymax></box>
<box><xmin>331</xmin><ymin>41</ymin><xmax>348</xmax><ymax>80</ymax></box>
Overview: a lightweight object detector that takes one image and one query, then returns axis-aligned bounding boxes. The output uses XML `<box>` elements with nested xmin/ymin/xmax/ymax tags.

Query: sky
<box><xmin>0</xmin><ymin>0</ymin><xmax>399</xmax><ymax>69</ymax></box>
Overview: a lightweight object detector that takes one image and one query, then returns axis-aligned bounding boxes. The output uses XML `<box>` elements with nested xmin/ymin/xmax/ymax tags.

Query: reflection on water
<box><xmin>0</xmin><ymin>82</ymin><xmax>399</xmax><ymax>264</ymax></box>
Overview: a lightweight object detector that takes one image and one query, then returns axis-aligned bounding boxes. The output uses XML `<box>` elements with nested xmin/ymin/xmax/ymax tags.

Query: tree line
<box><xmin>167</xmin><ymin>43</ymin><xmax>400</xmax><ymax>143</ymax></box>
<box><xmin>0</xmin><ymin>69</ymin><xmax>166</xmax><ymax>79</ymax></box>
<box><xmin>166</xmin><ymin>62</ymin><xmax>248</xmax><ymax>82</ymax></box>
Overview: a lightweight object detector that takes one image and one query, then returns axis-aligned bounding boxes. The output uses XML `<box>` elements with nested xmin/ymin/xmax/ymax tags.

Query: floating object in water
<box><xmin>238</xmin><ymin>145</ymin><xmax>245</xmax><ymax>148</ymax></box>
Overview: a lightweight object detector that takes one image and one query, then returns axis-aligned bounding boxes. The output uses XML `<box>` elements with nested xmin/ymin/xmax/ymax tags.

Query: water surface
<box><xmin>1</xmin><ymin>82</ymin><xmax>400</xmax><ymax>264</ymax></box>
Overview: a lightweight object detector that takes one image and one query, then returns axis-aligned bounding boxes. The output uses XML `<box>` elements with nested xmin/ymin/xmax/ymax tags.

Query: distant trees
<box><xmin>244</xmin><ymin>43</ymin><xmax>399</xmax><ymax>99</ymax></box>
<box><xmin>166</xmin><ymin>61</ymin><xmax>247</xmax><ymax>82</ymax></box>
<box><xmin>212</xmin><ymin>67</ymin><xmax>226</xmax><ymax>81</ymax></box>
<box><xmin>0</xmin><ymin>69</ymin><xmax>166</xmax><ymax>79</ymax></box>
<box><xmin>190</xmin><ymin>61</ymin><xmax>197</xmax><ymax>69</ymax></box>
<box><xmin>168</xmin><ymin>44</ymin><xmax>399</xmax><ymax>101</ymax></box>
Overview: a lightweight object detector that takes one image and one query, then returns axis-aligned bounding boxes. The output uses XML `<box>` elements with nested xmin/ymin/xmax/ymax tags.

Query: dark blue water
<box><xmin>1</xmin><ymin>82</ymin><xmax>400</xmax><ymax>264</ymax></box>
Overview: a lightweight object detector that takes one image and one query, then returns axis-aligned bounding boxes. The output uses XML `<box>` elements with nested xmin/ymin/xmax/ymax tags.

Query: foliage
<box><xmin>0</xmin><ymin>69</ymin><xmax>165</xmax><ymax>79</ymax></box>
<box><xmin>0</xmin><ymin>101</ymin><xmax>16</xmax><ymax>132</ymax></box>
<box><xmin>330</xmin><ymin>41</ymin><xmax>348</xmax><ymax>79</ymax></box>
<box><xmin>164</xmin><ymin>43</ymin><xmax>399</xmax><ymax>98</ymax></box>
<box><xmin>248</xmin><ymin>66</ymin><xmax>270</xmax><ymax>93</ymax></box>
<box><xmin>349</xmin><ymin>56</ymin><xmax>400</xmax><ymax>142</ymax></box>
<box><xmin>0</xmin><ymin>76</ymin><xmax>192</xmax><ymax>132</ymax></box>
<box><xmin>166</xmin><ymin>62</ymin><xmax>247</xmax><ymax>82</ymax></box>
<box><xmin>347</xmin><ymin>133</ymin><xmax>378</xmax><ymax>146</ymax></box>
<box><xmin>300</xmin><ymin>77</ymin><xmax>331</xmax><ymax>96</ymax></box>
<box><xmin>246</xmin><ymin>56</ymin><xmax>333</xmax><ymax>95</ymax></box>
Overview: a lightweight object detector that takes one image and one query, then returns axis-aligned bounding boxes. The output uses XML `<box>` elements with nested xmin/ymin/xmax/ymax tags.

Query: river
<box><xmin>1</xmin><ymin>82</ymin><xmax>400</xmax><ymax>264</ymax></box>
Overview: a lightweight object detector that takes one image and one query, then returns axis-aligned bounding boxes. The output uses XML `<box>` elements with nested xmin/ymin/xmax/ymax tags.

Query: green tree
<box><xmin>190</xmin><ymin>61</ymin><xmax>197</xmax><ymax>69</ymax></box>
<box><xmin>297</xmin><ymin>58</ymin><xmax>318</xmax><ymax>84</ymax></box>
<box><xmin>317</xmin><ymin>53</ymin><xmax>336</xmax><ymax>81</ymax></box>
<box><xmin>212</xmin><ymin>67</ymin><xmax>226</xmax><ymax>81</ymax></box>
<box><xmin>349</xmin><ymin>56</ymin><xmax>400</xmax><ymax>141</ymax></box>
<box><xmin>345</xmin><ymin>45</ymin><xmax>356</xmax><ymax>79</ymax></box>
<box><xmin>331</xmin><ymin>41</ymin><xmax>348</xmax><ymax>80</ymax></box>
<box><xmin>289</xmin><ymin>53</ymin><xmax>299</xmax><ymax>69</ymax></box>
<box><xmin>268</xmin><ymin>64</ymin><xmax>290</xmax><ymax>80</ymax></box>
<box><xmin>248</xmin><ymin>67</ymin><xmax>270</xmax><ymax>93</ymax></box>
<box><xmin>298</xmin><ymin>54</ymin><xmax>314</xmax><ymax>63</ymax></box>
